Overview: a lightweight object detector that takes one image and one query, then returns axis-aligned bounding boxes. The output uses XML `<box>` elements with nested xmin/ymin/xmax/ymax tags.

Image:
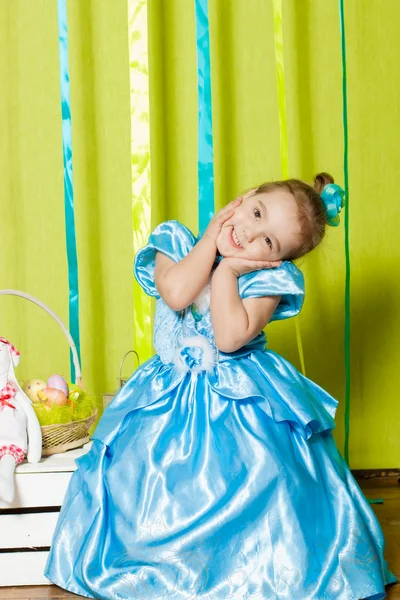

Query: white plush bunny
<box><xmin>0</xmin><ymin>337</ymin><xmax>42</xmax><ymax>503</ymax></box>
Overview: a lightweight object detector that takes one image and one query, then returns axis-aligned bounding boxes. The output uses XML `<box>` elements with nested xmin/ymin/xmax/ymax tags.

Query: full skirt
<box><xmin>44</xmin><ymin>350</ymin><xmax>397</xmax><ymax>599</ymax></box>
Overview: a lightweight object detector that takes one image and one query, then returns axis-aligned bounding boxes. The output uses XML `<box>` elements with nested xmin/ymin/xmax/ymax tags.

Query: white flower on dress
<box><xmin>173</xmin><ymin>334</ymin><xmax>216</xmax><ymax>374</ymax></box>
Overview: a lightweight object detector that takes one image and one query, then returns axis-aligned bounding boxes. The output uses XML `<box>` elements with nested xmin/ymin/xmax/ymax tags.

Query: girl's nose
<box><xmin>243</xmin><ymin>229</ymin><xmax>255</xmax><ymax>243</ymax></box>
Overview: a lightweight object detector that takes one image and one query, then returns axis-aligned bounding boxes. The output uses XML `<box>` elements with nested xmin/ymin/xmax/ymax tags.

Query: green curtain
<box><xmin>0</xmin><ymin>0</ymin><xmax>133</xmax><ymax>419</ymax></box>
<box><xmin>1</xmin><ymin>0</ymin><xmax>399</xmax><ymax>469</ymax></box>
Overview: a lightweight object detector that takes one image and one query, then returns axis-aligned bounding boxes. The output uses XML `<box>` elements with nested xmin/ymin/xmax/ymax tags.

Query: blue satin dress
<box><xmin>45</xmin><ymin>221</ymin><xmax>397</xmax><ymax>599</ymax></box>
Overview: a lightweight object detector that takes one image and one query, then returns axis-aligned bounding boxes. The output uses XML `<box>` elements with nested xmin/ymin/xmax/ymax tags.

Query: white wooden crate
<box><xmin>0</xmin><ymin>442</ymin><xmax>92</xmax><ymax>587</ymax></box>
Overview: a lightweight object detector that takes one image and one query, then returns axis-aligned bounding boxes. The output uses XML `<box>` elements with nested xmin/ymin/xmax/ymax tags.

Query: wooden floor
<box><xmin>0</xmin><ymin>476</ymin><xmax>399</xmax><ymax>599</ymax></box>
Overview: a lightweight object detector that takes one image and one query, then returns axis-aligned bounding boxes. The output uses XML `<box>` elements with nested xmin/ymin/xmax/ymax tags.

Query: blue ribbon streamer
<box><xmin>195</xmin><ymin>0</ymin><xmax>215</xmax><ymax>231</ymax></box>
<box><xmin>58</xmin><ymin>0</ymin><xmax>81</xmax><ymax>382</ymax></box>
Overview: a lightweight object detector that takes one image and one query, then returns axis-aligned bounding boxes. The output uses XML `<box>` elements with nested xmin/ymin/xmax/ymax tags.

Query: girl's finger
<box><xmin>222</xmin><ymin>196</ymin><xmax>242</xmax><ymax>213</ymax></box>
<box><xmin>218</xmin><ymin>209</ymin><xmax>234</xmax><ymax>223</ymax></box>
<box><xmin>225</xmin><ymin>198</ymin><xmax>242</xmax><ymax>211</ymax></box>
<box><xmin>263</xmin><ymin>261</ymin><xmax>282</xmax><ymax>268</ymax></box>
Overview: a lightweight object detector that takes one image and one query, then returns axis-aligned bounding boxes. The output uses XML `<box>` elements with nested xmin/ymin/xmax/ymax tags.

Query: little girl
<box><xmin>45</xmin><ymin>173</ymin><xmax>397</xmax><ymax>599</ymax></box>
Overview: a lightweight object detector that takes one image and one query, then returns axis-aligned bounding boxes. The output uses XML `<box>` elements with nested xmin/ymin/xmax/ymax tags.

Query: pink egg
<box><xmin>47</xmin><ymin>374</ymin><xmax>68</xmax><ymax>396</ymax></box>
<box><xmin>38</xmin><ymin>387</ymin><xmax>68</xmax><ymax>407</ymax></box>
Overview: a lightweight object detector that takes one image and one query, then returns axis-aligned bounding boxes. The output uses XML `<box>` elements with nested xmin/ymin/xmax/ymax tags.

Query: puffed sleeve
<box><xmin>238</xmin><ymin>261</ymin><xmax>305</xmax><ymax>321</ymax></box>
<box><xmin>133</xmin><ymin>220</ymin><xmax>197</xmax><ymax>297</ymax></box>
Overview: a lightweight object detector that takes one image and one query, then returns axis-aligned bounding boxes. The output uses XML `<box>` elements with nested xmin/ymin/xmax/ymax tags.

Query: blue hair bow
<box><xmin>320</xmin><ymin>183</ymin><xmax>346</xmax><ymax>227</ymax></box>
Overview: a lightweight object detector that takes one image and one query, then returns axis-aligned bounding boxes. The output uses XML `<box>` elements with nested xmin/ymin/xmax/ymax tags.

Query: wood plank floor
<box><xmin>0</xmin><ymin>476</ymin><xmax>399</xmax><ymax>599</ymax></box>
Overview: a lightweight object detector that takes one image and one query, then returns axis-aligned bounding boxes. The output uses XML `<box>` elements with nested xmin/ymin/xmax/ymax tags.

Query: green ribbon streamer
<box><xmin>339</xmin><ymin>0</ymin><xmax>351</xmax><ymax>468</ymax></box>
<box><xmin>339</xmin><ymin>1</ymin><xmax>382</xmax><ymax>507</ymax></box>
<box><xmin>339</xmin><ymin>2</ymin><xmax>383</xmax><ymax>505</ymax></box>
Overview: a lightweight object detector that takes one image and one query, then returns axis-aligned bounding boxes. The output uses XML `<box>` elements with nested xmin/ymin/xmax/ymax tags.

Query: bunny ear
<box><xmin>11</xmin><ymin>353</ymin><xmax>20</xmax><ymax>368</ymax></box>
<box><xmin>0</xmin><ymin>337</ymin><xmax>21</xmax><ymax>365</ymax></box>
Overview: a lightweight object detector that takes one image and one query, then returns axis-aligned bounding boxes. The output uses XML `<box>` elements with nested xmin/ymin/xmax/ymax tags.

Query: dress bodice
<box><xmin>134</xmin><ymin>220</ymin><xmax>305</xmax><ymax>370</ymax></box>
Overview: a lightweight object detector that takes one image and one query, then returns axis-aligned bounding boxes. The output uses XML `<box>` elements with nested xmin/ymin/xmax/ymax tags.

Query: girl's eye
<box><xmin>254</xmin><ymin>208</ymin><xmax>272</xmax><ymax>249</ymax></box>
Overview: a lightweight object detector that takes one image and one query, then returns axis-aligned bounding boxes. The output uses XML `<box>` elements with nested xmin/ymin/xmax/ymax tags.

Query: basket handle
<box><xmin>119</xmin><ymin>350</ymin><xmax>140</xmax><ymax>388</ymax></box>
<box><xmin>0</xmin><ymin>289</ymin><xmax>83</xmax><ymax>387</ymax></box>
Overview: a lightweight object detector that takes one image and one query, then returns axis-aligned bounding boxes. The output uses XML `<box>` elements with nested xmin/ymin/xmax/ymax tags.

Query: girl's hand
<box><xmin>205</xmin><ymin>196</ymin><xmax>243</xmax><ymax>243</ymax></box>
<box><xmin>218</xmin><ymin>256</ymin><xmax>282</xmax><ymax>278</ymax></box>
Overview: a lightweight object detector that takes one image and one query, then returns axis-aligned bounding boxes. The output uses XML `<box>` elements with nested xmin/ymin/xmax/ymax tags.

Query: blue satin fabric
<box><xmin>45</xmin><ymin>221</ymin><xmax>397</xmax><ymax>599</ymax></box>
<box><xmin>58</xmin><ymin>0</ymin><xmax>81</xmax><ymax>381</ymax></box>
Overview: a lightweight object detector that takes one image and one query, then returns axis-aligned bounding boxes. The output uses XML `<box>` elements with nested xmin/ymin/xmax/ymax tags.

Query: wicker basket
<box><xmin>40</xmin><ymin>408</ymin><xmax>98</xmax><ymax>456</ymax></box>
<box><xmin>0</xmin><ymin>289</ymin><xmax>97</xmax><ymax>456</ymax></box>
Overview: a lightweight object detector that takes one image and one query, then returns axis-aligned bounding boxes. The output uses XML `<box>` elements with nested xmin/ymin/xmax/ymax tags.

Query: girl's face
<box><xmin>216</xmin><ymin>189</ymin><xmax>302</xmax><ymax>261</ymax></box>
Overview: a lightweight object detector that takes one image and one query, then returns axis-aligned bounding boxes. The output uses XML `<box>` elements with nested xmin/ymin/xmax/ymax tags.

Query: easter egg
<box><xmin>47</xmin><ymin>374</ymin><xmax>68</xmax><ymax>396</ymax></box>
<box><xmin>37</xmin><ymin>387</ymin><xmax>68</xmax><ymax>407</ymax></box>
<box><xmin>23</xmin><ymin>379</ymin><xmax>47</xmax><ymax>403</ymax></box>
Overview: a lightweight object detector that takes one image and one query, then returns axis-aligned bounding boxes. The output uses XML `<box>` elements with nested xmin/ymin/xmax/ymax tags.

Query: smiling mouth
<box><xmin>229</xmin><ymin>226</ymin><xmax>243</xmax><ymax>249</ymax></box>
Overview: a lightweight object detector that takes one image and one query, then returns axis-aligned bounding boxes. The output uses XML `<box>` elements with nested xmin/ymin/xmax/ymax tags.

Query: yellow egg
<box><xmin>23</xmin><ymin>379</ymin><xmax>47</xmax><ymax>403</ymax></box>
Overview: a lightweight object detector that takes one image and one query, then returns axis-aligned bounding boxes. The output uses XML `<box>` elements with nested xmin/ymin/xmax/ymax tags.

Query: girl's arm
<box><xmin>210</xmin><ymin>259</ymin><xmax>281</xmax><ymax>353</ymax></box>
<box><xmin>154</xmin><ymin>197</ymin><xmax>243</xmax><ymax>311</ymax></box>
<box><xmin>154</xmin><ymin>235</ymin><xmax>218</xmax><ymax>311</ymax></box>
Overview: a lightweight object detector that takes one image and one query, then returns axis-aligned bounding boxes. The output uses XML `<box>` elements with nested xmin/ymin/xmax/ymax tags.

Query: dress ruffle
<box><xmin>134</xmin><ymin>220</ymin><xmax>197</xmax><ymax>297</ymax></box>
<box><xmin>93</xmin><ymin>349</ymin><xmax>337</xmax><ymax>448</ymax></box>
<box><xmin>209</xmin><ymin>351</ymin><xmax>338</xmax><ymax>440</ymax></box>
